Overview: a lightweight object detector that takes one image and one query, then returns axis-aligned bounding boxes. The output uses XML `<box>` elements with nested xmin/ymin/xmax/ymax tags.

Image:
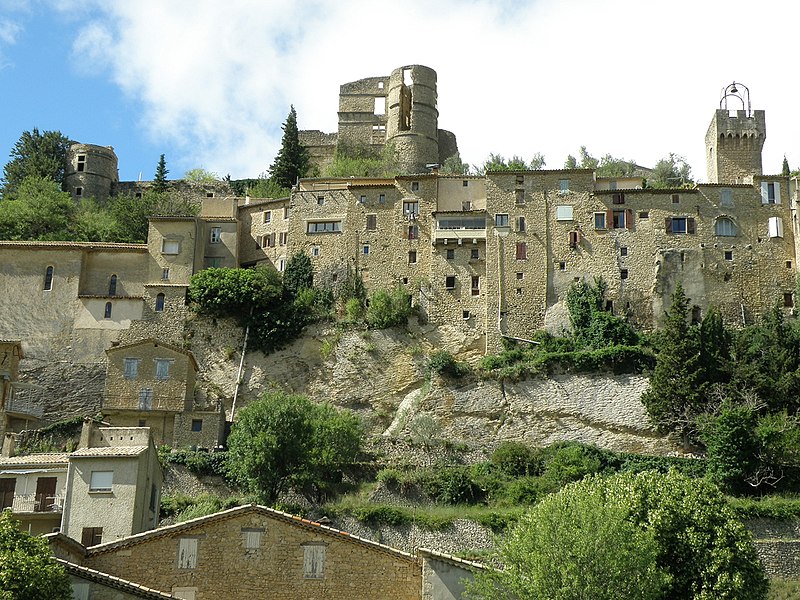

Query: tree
<box><xmin>0</xmin><ymin>176</ymin><xmax>76</xmax><ymax>241</ymax></box>
<box><xmin>563</xmin><ymin>147</ymin><xmax>636</xmax><ymax>176</ymax></box>
<box><xmin>441</xmin><ymin>153</ymin><xmax>470</xmax><ymax>175</ymax></box>
<box><xmin>183</xmin><ymin>168</ymin><xmax>219</xmax><ymax>183</ymax></box>
<box><xmin>782</xmin><ymin>155</ymin><xmax>790</xmax><ymax>176</ymax></box>
<box><xmin>109</xmin><ymin>189</ymin><xmax>199</xmax><ymax>243</ymax></box>
<box><xmin>477</xmin><ymin>153</ymin><xmax>545</xmax><ymax>173</ymax></box>
<box><xmin>188</xmin><ymin>266</ymin><xmax>283</xmax><ymax>319</ymax></box>
<box><xmin>226</xmin><ymin>392</ymin><xmax>362</xmax><ymax>503</ymax></box>
<box><xmin>1</xmin><ymin>128</ymin><xmax>73</xmax><ymax>198</ymax></box>
<box><xmin>0</xmin><ymin>510</ymin><xmax>72</xmax><ymax>600</ymax></box>
<box><xmin>269</xmin><ymin>106</ymin><xmax>309</xmax><ymax>189</ymax></box>
<box><xmin>152</xmin><ymin>154</ymin><xmax>169</xmax><ymax>193</ymax></box>
<box><xmin>650</xmin><ymin>153</ymin><xmax>693</xmax><ymax>188</ymax></box>
<box><xmin>641</xmin><ymin>284</ymin><xmax>706</xmax><ymax>448</ymax></box>
<box><xmin>701</xmin><ymin>402</ymin><xmax>759</xmax><ymax>494</ymax></box>
<box><xmin>282</xmin><ymin>251</ymin><xmax>313</xmax><ymax>298</ymax></box>
<box><xmin>467</xmin><ymin>470</ymin><xmax>768</xmax><ymax>600</ymax></box>
<box><xmin>365</xmin><ymin>286</ymin><xmax>412</xmax><ymax>329</ymax></box>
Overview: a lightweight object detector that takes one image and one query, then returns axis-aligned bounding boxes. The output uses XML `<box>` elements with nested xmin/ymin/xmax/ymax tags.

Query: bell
<box><xmin>730</xmin><ymin>83</ymin><xmax>738</xmax><ymax>94</ymax></box>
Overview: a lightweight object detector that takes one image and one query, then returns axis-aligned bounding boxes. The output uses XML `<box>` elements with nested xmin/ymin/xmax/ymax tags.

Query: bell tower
<box><xmin>705</xmin><ymin>82</ymin><xmax>765</xmax><ymax>184</ymax></box>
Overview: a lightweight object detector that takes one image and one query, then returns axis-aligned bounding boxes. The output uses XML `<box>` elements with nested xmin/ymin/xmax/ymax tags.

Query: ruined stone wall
<box><xmin>298</xmin><ymin>130</ymin><xmax>338</xmax><ymax>175</ymax></box>
<box><xmin>83</xmin><ymin>511</ymin><xmax>422</xmax><ymax>600</ymax></box>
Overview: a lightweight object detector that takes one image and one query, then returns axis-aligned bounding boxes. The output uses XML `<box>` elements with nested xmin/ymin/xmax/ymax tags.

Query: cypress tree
<box><xmin>782</xmin><ymin>155</ymin><xmax>790</xmax><ymax>176</ymax></box>
<box><xmin>269</xmin><ymin>106</ymin><xmax>309</xmax><ymax>190</ymax></box>
<box><xmin>153</xmin><ymin>154</ymin><xmax>169</xmax><ymax>192</ymax></box>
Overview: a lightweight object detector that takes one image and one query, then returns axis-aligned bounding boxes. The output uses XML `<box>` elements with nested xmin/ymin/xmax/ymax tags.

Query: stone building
<box><xmin>0</xmin><ymin>419</ymin><xmax>162</xmax><ymax>543</ymax></box>
<box><xmin>299</xmin><ymin>64</ymin><xmax>459</xmax><ymax>175</ymax></box>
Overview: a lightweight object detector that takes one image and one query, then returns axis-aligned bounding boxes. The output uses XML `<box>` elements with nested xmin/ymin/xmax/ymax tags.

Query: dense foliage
<box><xmin>563</xmin><ymin>145</ymin><xmax>637</xmax><ymax>177</ymax></box>
<box><xmin>1</xmin><ymin>128</ymin><xmax>73</xmax><ymax>198</ymax></box>
<box><xmin>269</xmin><ymin>106</ymin><xmax>310</xmax><ymax>189</ymax></box>
<box><xmin>226</xmin><ymin>391</ymin><xmax>363</xmax><ymax>503</ymax></box>
<box><xmin>468</xmin><ymin>470</ymin><xmax>768</xmax><ymax>600</ymax></box>
<box><xmin>365</xmin><ymin>286</ymin><xmax>412</xmax><ymax>328</ymax></box>
<box><xmin>0</xmin><ymin>510</ymin><xmax>72</xmax><ymax>600</ymax></box>
<box><xmin>324</xmin><ymin>141</ymin><xmax>400</xmax><ymax>178</ymax></box>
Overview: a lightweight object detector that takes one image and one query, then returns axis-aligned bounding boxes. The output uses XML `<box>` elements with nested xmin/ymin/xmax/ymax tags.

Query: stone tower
<box><xmin>705</xmin><ymin>82</ymin><xmax>765</xmax><ymax>184</ymax></box>
<box><xmin>386</xmin><ymin>65</ymin><xmax>440</xmax><ymax>174</ymax></box>
<box><xmin>64</xmin><ymin>143</ymin><xmax>119</xmax><ymax>202</ymax></box>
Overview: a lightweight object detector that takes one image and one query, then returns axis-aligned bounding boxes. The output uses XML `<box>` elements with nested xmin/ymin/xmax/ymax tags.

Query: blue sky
<box><xmin>2</xmin><ymin>0</ymin><xmax>800</xmax><ymax>183</ymax></box>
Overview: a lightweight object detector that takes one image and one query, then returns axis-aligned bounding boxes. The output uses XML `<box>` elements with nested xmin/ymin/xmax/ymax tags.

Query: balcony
<box><xmin>434</xmin><ymin>215</ymin><xmax>487</xmax><ymax>243</ymax></box>
<box><xmin>4</xmin><ymin>385</ymin><xmax>44</xmax><ymax>419</ymax></box>
<box><xmin>10</xmin><ymin>493</ymin><xmax>65</xmax><ymax>514</ymax></box>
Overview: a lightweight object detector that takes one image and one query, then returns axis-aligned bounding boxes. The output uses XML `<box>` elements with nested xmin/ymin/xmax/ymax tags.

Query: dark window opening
<box><xmin>445</xmin><ymin>275</ymin><xmax>456</xmax><ymax>289</ymax></box>
<box><xmin>462</xmin><ymin>310</ymin><xmax>470</xmax><ymax>320</ymax></box>
<box><xmin>784</xmin><ymin>293</ymin><xmax>794</xmax><ymax>308</ymax></box>
<box><xmin>446</xmin><ymin>248</ymin><xmax>455</xmax><ymax>259</ymax></box>
<box><xmin>471</xmin><ymin>248</ymin><xmax>479</xmax><ymax>260</ymax></box>
<box><xmin>672</xmin><ymin>194</ymin><xmax>679</xmax><ymax>204</ymax></box>
<box><xmin>44</xmin><ymin>266</ymin><xmax>54</xmax><ymax>291</ymax></box>
<box><xmin>108</xmin><ymin>275</ymin><xmax>117</xmax><ymax>296</ymax></box>
<box><xmin>191</xmin><ymin>419</ymin><xmax>203</xmax><ymax>432</ymax></box>
<box><xmin>155</xmin><ymin>293</ymin><xmax>166</xmax><ymax>312</ymax></box>
<box><xmin>724</xmin><ymin>250</ymin><xmax>733</xmax><ymax>261</ymax></box>
<box><xmin>104</xmin><ymin>302</ymin><xmax>112</xmax><ymax>319</ymax></box>
<box><xmin>620</xmin><ymin>269</ymin><xmax>629</xmax><ymax>280</ymax></box>
<box><xmin>691</xmin><ymin>306</ymin><xmax>702</xmax><ymax>324</ymax></box>
<box><xmin>620</xmin><ymin>246</ymin><xmax>628</xmax><ymax>256</ymax></box>
<box><xmin>612</xmin><ymin>192</ymin><xmax>625</xmax><ymax>205</ymax></box>
<box><xmin>81</xmin><ymin>527</ymin><xmax>103</xmax><ymax>547</ymax></box>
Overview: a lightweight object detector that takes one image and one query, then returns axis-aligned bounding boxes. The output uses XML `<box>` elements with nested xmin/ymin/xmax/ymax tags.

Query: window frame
<box><xmin>89</xmin><ymin>471</ymin><xmax>113</xmax><ymax>493</ymax></box>
<box><xmin>44</xmin><ymin>266</ymin><xmax>54</xmax><ymax>291</ymax></box>
<box><xmin>209</xmin><ymin>227</ymin><xmax>222</xmax><ymax>244</ymax></box>
<box><xmin>155</xmin><ymin>293</ymin><xmax>166</xmax><ymax>312</ymax></box>
<box><xmin>495</xmin><ymin>213</ymin><xmax>509</xmax><ymax>227</ymax></box>
<box><xmin>154</xmin><ymin>359</ymin><xmax>173</xmax><ymax>380</ymax></box>
<box><xmin>161</xmin><ymin>239</ymin><xmax>180</xmax><ymax>255</ymax></box>
<box><xmin>123</xmin><ymin>358</ymin><xmax>140</xmax><ymax>379</ymax></box>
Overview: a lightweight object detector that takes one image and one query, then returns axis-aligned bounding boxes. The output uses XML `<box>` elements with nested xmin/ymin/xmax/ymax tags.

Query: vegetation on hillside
<box><xmin>1</xmin><ymin>128</ymin><xmax>73</xmax><ymax>198</ymax></box>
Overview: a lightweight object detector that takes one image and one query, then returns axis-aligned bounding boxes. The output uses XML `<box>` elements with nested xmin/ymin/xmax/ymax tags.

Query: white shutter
<box><xmin>303</xmin><ymin>545</ymin><xmax>325</xmax><ymax>579</ymax></box>
<box><xmin>768</xmin><ymin>216</ymin><xmax>784</xmax><ymax>238</ymax></box>
<box><xmin>178</xmin><ymin>538</ymin><xmax>198</xmax><ymax>569</ymax></box>
<box><xmin>761</xmin><ymin>182</ymin><xmax>769</xmax><ymax>204</ymax></box>
<box><xmin>774</xmin><ymin>183</ymin><xmax>781</xmax><ymax>205</ymax></box>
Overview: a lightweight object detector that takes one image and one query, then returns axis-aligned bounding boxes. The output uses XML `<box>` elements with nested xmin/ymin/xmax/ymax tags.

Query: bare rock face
<box><xmin>186</xmin><ymin>316</ymin><xmax>674</xmax><ymax>455</ymax></box>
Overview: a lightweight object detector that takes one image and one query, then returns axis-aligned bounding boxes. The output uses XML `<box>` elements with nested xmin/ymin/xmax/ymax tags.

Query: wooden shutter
<box><xmin>687</xmin><ymin>218</ymin><xmax>696</xmax><ymax>234</ymax></box>
<box><xmin>606</xmin><ymin>209</ymin><xmax>613</xmax><ymax>228</ymax></box>
<box><xmin>625</xmin><ymin>209</ymin><xmax>633</xmax><ymax>230</ymax></box>
<box><xmin>0</xmin><ymin>478</ymin><xmax>15</xmax><ymax>509</ymax></box>
<box><xmin>612</xmin><ymin>192</ymin><xmax>624</xmax><ymax>204</ymax></box>
<box><xmin>665</xmin><ymin>217</ymin><xmax>673</xmax><ymax>234</ymax></box>
<box><xmin>256</xmin><ymin>235</ymin><xmax>263</xmax><ymax>248</ymax></box>
<box><xmin>568</xmin><ymin>231</ymin><xmax>580</xmax><ymax>248</ymax></box>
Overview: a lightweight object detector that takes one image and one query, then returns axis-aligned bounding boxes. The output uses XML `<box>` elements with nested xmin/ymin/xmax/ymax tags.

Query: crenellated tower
<box><xmin>705</xmin><ymin>82</ymin><xmax>766</xmax><ymax>184</ymax></box>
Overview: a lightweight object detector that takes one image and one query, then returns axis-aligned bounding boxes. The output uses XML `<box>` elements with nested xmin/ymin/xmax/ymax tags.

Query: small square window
<box><xmin>672</xmin><ymin>194</ymin><xmax>680</xmax><ymax>204</ymax></box>
<box><xmin>155</xmin><ymin>359</ymin><xmax>172</xmax><ymax>380</ymax></box>
<box><xmin>495</xmin><ymin>213</ymin><xmax>509</xmax><ymax>227</ymax></box>
<box><xmin>559</xmin><ymin>179</ymin><xmax>570</xmax><ymax>194</ymax></box>
<box><xmin>556</xmin><ymin>205</ymin><xmax>574</xmax><ymax>221</ymax></box>
<box><xmin>515</xmin><ymin>175</ymin><xmax>524</xmax><ymax>185</ymax></box>
<box><xmin>446</xmin><ymin>248</ymin><xmax>455</xmax><ymax>260</ymax></box>
<box><xmin>138</xmin><ymin>419</ymin><xmax>146</xmax><ymax>427</ymax></box>
<box><xmin>516</xmin><ymin>272</ymin><xmax>523</xmax><ymax>280</ymax></box>
<box><xmin>720</xmin><ymin>189</ymin><xmax>733</xmax><ymax>207</ymax></box>
<box><xmin>75</xmin><ymin>187</ymin><xmax>83</xmax><ymax>197</ymax></box>
<box><xmin>379</xmin><ymin>194</ymin><xmax>386</xmax><ymax>203</ymax></box>
<box><xmin>191</xmin><ymin>419</ymin><xmax>203</xmax><ymax>432</ymax></box>
<box><xmin>264</xmin><ymin>211</ymin><xmax>272</xmax><ymax>223</ymax></box>
<box><xmin>620</xmin><ymin>269</ymin><xmax>629</xmax><ymax>280</ymax></box>
<box><xmin>559</xmin><ymin>261</ymin><xmax>566</xmax><ymax>271</ymax></box>
<box><xmin>516</xmin><ymin>287</ymin><xmax>523</xmax><ymax>295</ymax></box>
<box><xmin>620</xmin><ymin>247</ymin><xmax>628</xmax><ymax>256</ymax></box>
<box><xmin>639</xmin><ymin>211</ymin><xmax>649</xmax><ymax>219</ymax></box>
<box><xmin>311</xmin><ymin>246</ymin><xmax>320</xmax><ymax>257</ymax></box>
<box><xmin>411</xmin><ymin>181</ymin><xmax>419</xmax><ymax>191</ymax></box>
<box><xmin>445</xmin><ymin>275</ymin><xmax>456</xmax><ymax>289</ymax></box>
<box><xmin>90</xmin><ymin>471</ymin><xmax>113</xmax><ymax>492</ymax></box>
<box><xmin>359</xmin><ymin>195</ymin><xmax>366</xmax><ymax>203</ymax></box>
<box><xmin>462</xmin><ymin>310</ymin><xmax>470</xmax><ymax>320</ymax></box>
<box><xmin>162</xmin><ymin>240</ymin><xmax>180</xmax><ymax>254</ymax></box>
<box><xmin>784</xmin><ymin>293</ymin><xmax>794</xmax><ymax>308</ymax></box>
<box><xmin>123</xmin><ymin>358</ymin><xmax>140</xmax><ymax>379</ymax></box>
<box><xmin>317</xmin><ymin>196</ymin><xmax>325</xmax><ymax>205</ymax></box>
<box><xmin>786</xmin><ymin>261</ymin><xmax>793</xmax><ymax>269</ymax></box>
<box><xmin>462</xmin><ymin>180</ymin><xmax>469</xmax><ymax>187</ymax></box>
<box><xmin>594</xmin><ymin>212</ymin><xmax>607</xmax><ymax>230</ymax></box>
<box><xmin>210</xmin><ymin>227</ymin><xmax>221</xmax><ymax>244</ymax></box>
<box><xmin>363</xmin><ymin>245</ymin><xmax>370</xmax><ymax>255</ymax></box>
<box><xmin>724</xmin><ymin>250</ymin><xmax>733</xmax><ymax>261</ymax></box>
<box><xmin>403</xmin><ymin>201</ymin><xmax>419</xmax><ymax>215</ymax></box>
<box><xmin>242</xmin><ymin>529</ymin><xmax>263</xmax><ymax>550</ymax></box>
<box><xmin>462</xmin><ymin>200</ymin><xmax>472</xmax><ymax>211</ymax></box>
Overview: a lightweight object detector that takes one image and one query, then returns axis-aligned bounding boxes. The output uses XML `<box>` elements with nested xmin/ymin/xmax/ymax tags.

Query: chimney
<box><xmin>79</xmin><ymin>417</ymin><xmax>94</xmax><ymax>449</ymax></box>
<box><xmin>2</xmin><ymin>432</ymin><xmax>17</xmax><ymax>457</ymax></box>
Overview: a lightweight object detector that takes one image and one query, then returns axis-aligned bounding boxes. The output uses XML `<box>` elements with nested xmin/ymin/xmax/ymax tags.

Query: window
<box><xmin>75</xmin><ymin>187</ymin><xmax>83</xmax><ymax>197</ymax></box>
<box><xmin>139</xmin><ymin>388</ymin><xmax>153</xmax><ymax>410</ymax></box>
<box><xmin>612</xmin><ymin>210</ymin><xmax>627</xmax><ymax>229</ymax></box>
<box><xmin>206</xmin><ymin>257</ymin><xmax>222</xmax><ymax>268</ymax></box>
<box><xmin>303</xmin><ymin>544</ymin><xmax>326</xmax><ymax>579</ymax></box>
<box><xmin>262</xmin><ymin>233</ymin><xmax>276</xmax><ymax>247</ymax></box>
<box><xmin>278</xmin><ymin>258</ymin><xmax>286</xmax><ymax>271</ymax></box>
<box><xmin>317</xmin><ymin>196</ymin><xmax>325</xmax><ymax>205</ymax></box>
<box><xmin>715</xmin><ymin>217</ymin><xmax>736</xmax><ymax>237</ymax></box>
<box><xmin>311</xmin><ymin>246</ymin><xmax>320</xmax><ymax>257</ymax></box>
<box><xmin>407</xmin><ymin>225</ymin><xmax>418</xmax><ymax>239</ymax></box>
<box><xmin>665</xmin><ymin>216</ymin><xmax>695</xmax><ymax>234</ymax></box>
<box><xmin>495</xmin><ymin>213</ymin><xmax>509</xmax><ymax>227</ymax></box>
<box><xmin>76</xmin><ymin>155</ymin><xmax>87</xmax><ymax>172</ymax></box>
<box><xmin>471</xmin><ymin>276</ymin><xmax>480</xmax><ymax>296</ymax></box>
<box><xmin>139</xmin><ymin>419</ymin><xmax>146</xmax><ymax>427</ymax></box>
<box><xmin>462</xmin><ymin>200</ymin><xmax>472</xmax><ymax>211</ymax></box>
<box><xmin>559</xmin><ymin>179</ymin><xmax>570</xmax><ymax>194</ymax></box>
<box><xmin>516</xmin><ymin>287</ymin><xmax>523</xmax><ymax>295</ymax></box>
<box><xmin>518</xmin><ymin>216</ymin><xmax>526</xmax><ymax>232</ymax></box>
<box><xmin>516</xmin><ymin>242</ymin><xmax>527</xmax><ymax>260</ymax></box>
<box><xmin>787</xmin><ymin>261</ymin><xmax>793</xmax><ymax>269</ymax></box>
<box><xmin>242</xmin><ymin>528</ymin><xmax>263</xmax><ymax>550</ymax></box>
<box><xmin>210</xmin><ymin>227</ymin><xmax>221</xmax><ymax>243</ymax></box>
<box><xmin>71</xmin><ymin>583</ymin><xmax>90</xmax><ymax>600</ymax></box>
<box><xmin>307</xmin><ymin>221</ymin><xmax>341</xmax><ymax>233</ymax></box>
<box><xmin>366</xmin><ymin>214</ymin><xmax>377</xmax><ymax>231</ymax></box>
<box><xmin>279</xmin><ymin>232</ymin><xmax>288</xmax><ymax>246</ymax></box>
<box><xmin>264</xmin><ymin>211</ymin><xmax>272</xmax><ymax>223</ymax></box>
<box><xmin>403</xmin><ymin>201</ymin><xmax>419</xmax><ymax>215</ymax></box>
<box><xmin>638</xmin><ymin>211</ymin><xmax>649</xmax><ymax>219</ymax></box>
<box><xmin>568</xmin><ymin>230</ymin><xmax>580</xmax><ymax>249</ymax></box>
<box><xmin>161</xmin><ymin>240</ymin><xmax>180</xmax><ymax>254</ymax></box>
<box><xmin>408</xmin><ymin>250</ymin><xmax>417</xmax><ymax>264</ymax></box>
<box><xmin>191</xmin><ymin>419</ymin><xmax>203</xmax><ymax>432</ymax></box>
<box><xmin>123</xmin><ymin>358</ymin><xmax>140</xmax><ymax>379</ymax></box>
<box><xmin>556</xmin><ymin>205</ymin><xmax>573</xmax><ymax>221</ymax></box>
<box><xmin>515</xmin><ymin>189</ymin><xmax>525</xmax><ymax>205</ymax></box>
<box><xmin>761</xmin><ymin>181</ymin><xmax>781</xmax><ymax>204</ymax></box>
<box><xmin>362</xmin><ymin>245</ymin><xmax>370</xmax><ymax>255</ymax></box>
<box><xmin>768</xmin><ymin>216</ymin><xmax>784</xmax><ymax>238</ymax></box>
<box><xmin>516</xmin><ymin>272</ymin><xmax>523</xmax><ymax>280</ymax></box>
<box><xmin>89</xmin><ymin>471</ymin><xmax>113</xmax><ymax>492</ymax></box>
<box><xmin>108</xmin><ymin>275</ymin><xmax>117</xmax><ymax>296</ymax></box>
<box><xmin>720</xmin><ymin>188</ymin><xmax>733</xmax><ymax>207</ymax></box>
<box><xmin>620</xmin><ymin>246</ymin><xmax>628</xmax><ymax>257</ymax></box>
<box><xmin>44</xmin><ymin>266</ymin><xmax>54</xmax><ymax>291</ymax></box>
<box><xmin>283</xmin><ymin>206</ymin><xmax>290</xmax><ymax>219</ymax></box>
<box><xmin>724</xmin><ymin>250</ymin><xmax>733</xmax><ymax>261</ymax></box>
<box><xmin>471</xmin><ymin>248</ymin><xmax>479</xmax><ymax>260</ymax></box>
<box><xmin>559</xmin><ymin>261</ymin><xmax>566</xmax><ymax>271</ymax></box>
<box><xmin>154</xmin><ymin>293</ymin><xmax>165</xmax><ymax>313</ymax></box>
<box><xmin>162</xmin><ymin>268</ymin><xmax>170</xmax><ymax>281</ymax></box>
<box><xmin>620</xmin><ymin>269</ymin><xmax>629</xmax><ymax>280</ymax></box>
<box><xmin>206</xmin><ymin>192</ymin><xmax>214</xmax><ymax>198</ymax></box>
<box><xmin>515</xmin><ymin>175</ymin><xmax>524</xmax><ymax>185</ymax></box>
<box><xmin>104</xmin><ymin>302</ymin><xmax>112</xmax><ymax>319</ymax></box>
<box><xmin>446</xmin><ymin>248</ymin><xmax>455</xmax><ymax>260</ymax></box>
<box><xmin>594</xmin><ymin>213</ymin><xmax>607</xmax><ymax>230</ymax></box>
<box><xmin>0</xmin><ymin>478</ymin><xmax>16</xmax><ymax>510</ymax></box>
<box><xmin>784</xmin><ymin>293</ymin><xmax>794</xmax><ymax>308</ymax></box>
<box><xmin>81</xmin><ymin>527</ymin><xmax>103</xmax><ymax>546</ymax></box>
<box><xmin>178</xmin><ymin>538</ymin><xmax>198</xmax><ymax>569</ymax></box>
<box><xmin>669</xmin><ymin>217</ymin><xmax>686</xmax><ymax>234</ymax></box>
<box><xmin>462</xmin><ymin>180</ymin><xmax>469</xmax><ymax>187</ymax></box>
<box><xmin>462</xmin><ymin>310</ymin><xmax>470</xmax><ymax>320</ymax></box>
<box><xmin>155</xmin><ymin>359</ymin><xmax>172</xmax><ymax>380</ymax></box>
<box><xmin>445</xmin><ymin>275</ymin><xmax>456</xmax><ymax>289</ymax></box>
<box><xmin>671</xmin><ymin>194</ymin><xmax>680</xmax><ymax>204</ymax></box>
<box><xmin>379</xmin><ymin>194</ymin><xmax>385</xmax><ymax>203</ymax></box>
<box><xmin>359</xmin><ymin>195</ymin><xmax>367</xmax><ymax>203</ymax></box>
<box><xmin>411</xmin><ymin>181</ymin><xmax>419</xmax><ymax>191</ymax></box>
<box><xmin>612</xmin><ymin>192</ymin><xmax>625</xmax><ymax>205</ymax></box>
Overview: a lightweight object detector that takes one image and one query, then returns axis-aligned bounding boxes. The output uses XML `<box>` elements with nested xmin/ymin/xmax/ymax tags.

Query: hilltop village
<box><xmin>1</xmin><ymin>65</ymin><xmax>799</xmax><ymax>598</ymax></box>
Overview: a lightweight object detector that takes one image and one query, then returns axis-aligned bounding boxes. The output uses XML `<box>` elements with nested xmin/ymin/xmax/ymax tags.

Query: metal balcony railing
<box><xmin>4</xmin><ymin>386</ymin><xmax>45</xmax><ymax>418</ymax></box>
<box><xmin>10</xmin><ymin>494</ymin><xmax>65</xmax><ymax>513</ymax></box>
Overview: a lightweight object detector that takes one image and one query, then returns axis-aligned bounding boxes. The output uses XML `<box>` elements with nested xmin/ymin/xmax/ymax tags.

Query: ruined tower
<box><xmin>64</xmin><ymin>143</ymin><xmax>119</xmax><ymax>202</ymax></box>
<box><xmin>705</xmin><ymin>82</ymin><xmax>765</xmax><ymax>184</ymax></box>
<box><xmin>386</xmin><ymin>65</ymin><xmax>440</xmax><ymax>174</ymax></box>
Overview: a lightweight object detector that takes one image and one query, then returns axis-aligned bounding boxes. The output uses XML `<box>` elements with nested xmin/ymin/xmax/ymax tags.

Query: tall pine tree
<box><xmin>152</xmin><ymin>154</ymin><xmax>169</xmax><ymax>193</ymax></box>
<box><xmin>269</xmin><ymin>106</ymin><xmax>309</xmax><ymax>189</ymax></box>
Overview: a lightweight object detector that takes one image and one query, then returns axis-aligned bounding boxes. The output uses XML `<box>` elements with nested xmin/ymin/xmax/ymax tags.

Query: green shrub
<box><xmin>352</xmin><ymin>505</ymin><xmax>412</xmax><ymax>527</ymax></box>
<box><xmin>421</xmin><ymin>466</ymin><xmax>484</xmax><ymax>505</ymax></box>
<box><xmin>428</xmin><ymin>350</ymin><xmax>469</xmax><ymax>377</ymax></box>
<box><xmin>345</xmin><ymin>297</ymin><xmax>365</xmax><ymax>322</ymax></box>
<box><xmin>491</xmin><ymin>441</ymin><xmax>541</xmax><ymax>477</ymax></box>
<box><xmin>365</xmin><ymin>287</ymin><xmax>412</xmax><ymax>329</ymax></box>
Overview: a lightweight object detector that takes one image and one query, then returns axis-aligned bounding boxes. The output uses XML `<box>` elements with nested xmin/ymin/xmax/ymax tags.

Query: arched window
<box><xmin>155</xmin><ymin>293</ymin><xmax>165</xmax><ymax>313</ymax></box>
<box><xmin>104</xmin><ymin>302</ymin><xmax>112</xmax><ymax>319</ymax></box>
<box><xmin>715</xmin><ymin>217</ymin><xmax>736</xmax><ymax>237</ymax></box>
<box><xmin>109</xmin><ymin>274</ymin><xmax>117</xmax><ymax>296</ymax></box>
<box><xmin>43</xmin><ymin>266</ymin><xmax>54</xmax><ymax>291</ymax></box>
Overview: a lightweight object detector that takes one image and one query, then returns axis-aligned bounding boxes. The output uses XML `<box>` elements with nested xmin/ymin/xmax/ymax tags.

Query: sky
<box><xmin>1</xmin><ymin>0</ymin><xmax>799</xmax><ymax>184</ymax></box>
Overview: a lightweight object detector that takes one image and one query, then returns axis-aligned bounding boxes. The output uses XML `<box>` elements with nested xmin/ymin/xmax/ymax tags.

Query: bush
<box><xmin>366</xmin><ymin>287</ymin><xmax>412</xmax><ymax>329</ymax></box>
<box><xmin>420</xmin><ymin>466</ymin><xmax>484</xmax><ymax>505</ymax></box>
<box><xmin>491</xmin><ymin>441</ymin><xmax>541</xmax><ymax>477</ymax></box>
<box><xmin>427</xmin><ymin>350</ymin><xmax>469</xmax><ymax>377</ymax></box>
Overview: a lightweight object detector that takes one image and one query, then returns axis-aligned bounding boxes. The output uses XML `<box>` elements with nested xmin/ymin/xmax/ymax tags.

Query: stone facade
<box><xmin>78</xmin><ymin>504</ymin><xmax>422</xmax><ymax>600</ymax></box>
<box><xmin>65</xmin><ymin>143</ymin><xmax>119</xmax><ymax>203</ymax></box>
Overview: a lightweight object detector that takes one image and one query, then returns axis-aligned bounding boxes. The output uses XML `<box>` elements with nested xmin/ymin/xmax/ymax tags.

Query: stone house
<box><xmin>0</xmin><ymin>339</ymin><xmax>41</xmax><ymax>433</ymax></box>
<box><xmin>0</xmin><ymin>419</ymin><xmax>162</xmax><ymax>544</ymax></box>
<box><xmin>102</xmin><ymin>339</ymin><xmax>223</xmax><ymax>448</ymax></box>
<box><xmin>48</xmin><ymin>504</ymin><xmax>480</xmax><ymax>600</ymax></box>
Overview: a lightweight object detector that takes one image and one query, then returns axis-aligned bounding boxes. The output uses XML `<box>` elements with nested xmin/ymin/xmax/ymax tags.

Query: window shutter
<box><xmin>775</xmin><ymin>184</ymin><xmax>781</xmax><ymax>205</ymax></box>
<box><xmin>665</xmin><ymin>217</ymin><xmax>673</xmax><ymax>234</ymax></box>
<box><xmin>687</xmin><ymin>218</ymin><xmax>696</xmax><ymax>234</ymax></box>
<box><xmin>256</xmin><ymin>235</ymin><xmax>263</xmax><ymax>248</ymax></box>
<box><xmin>625</xmin><ymin>209</ymin><xmax>633</xmax><ymax>230</ymax></box>
<box><xmin>606</xmin><ymin>209</ymin><xmax>613</xmax><ymax>226</ymax></box>
<box><xmin>568</xmin><ymin>230</ymin><xmax>580</xmax><ymax>248</ymax></box>
<box><xmin>761</xmin><ymin>182</ymin><xmax>769</xmax><ymax>204</ymax></box>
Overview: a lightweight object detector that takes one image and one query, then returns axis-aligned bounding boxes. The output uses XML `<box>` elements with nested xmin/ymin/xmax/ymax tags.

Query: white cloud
<box><xmin>59</xmin><ymin>0</ymin><xmax>800</xmax><ymax>179</ymax></box>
